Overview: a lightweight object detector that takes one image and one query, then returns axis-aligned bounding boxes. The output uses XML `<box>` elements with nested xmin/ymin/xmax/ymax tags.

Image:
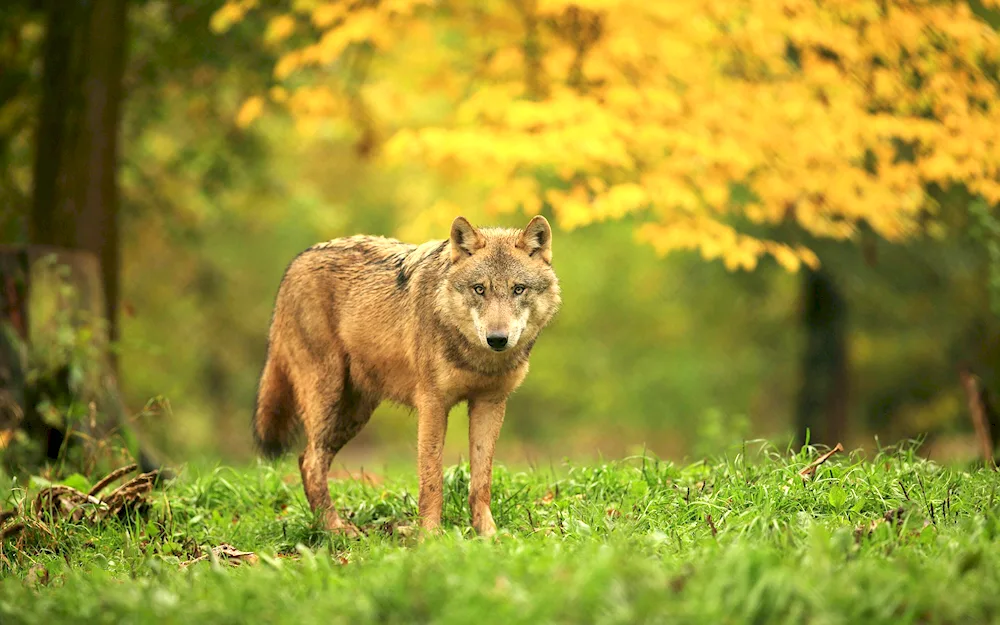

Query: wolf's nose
<box><xmin>486</xmin><ymin>333</ymin><xmax>509</xmax><ymax>351</ymax></box>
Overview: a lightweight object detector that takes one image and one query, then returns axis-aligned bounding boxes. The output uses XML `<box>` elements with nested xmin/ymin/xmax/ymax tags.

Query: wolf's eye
<box><xmin>513</xmin><ymin>284</ymin><xmax>527</xmax><ymax>296</ymax></box>
<box><xmin>473</xmin><ymin>284</ymin><xmax>486</xmax><ymax>296</ymax></box>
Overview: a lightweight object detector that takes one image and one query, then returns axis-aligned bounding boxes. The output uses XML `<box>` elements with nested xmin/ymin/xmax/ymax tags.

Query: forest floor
<box><xmin>1</xmin><ymin>441</ymin><xmax>999</xmax><ymax>624</ymax></box>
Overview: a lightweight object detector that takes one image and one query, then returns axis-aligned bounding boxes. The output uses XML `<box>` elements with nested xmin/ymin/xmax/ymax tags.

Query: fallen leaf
<box><xmin>799</xmin><ymin>443</ymin><xmax>844</xmax><ymax>480</ymax></box>
<box><xmin>180</xmin><ymin>544</ymin><xmax>258</xmax><ymax>569</ymax></box>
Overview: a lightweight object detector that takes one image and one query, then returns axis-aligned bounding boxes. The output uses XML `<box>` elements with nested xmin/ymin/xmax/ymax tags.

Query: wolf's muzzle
<box><xmin>486</xmin><ymin>333</ymin><xmax>509</xmax><ymax>351</ymax></box>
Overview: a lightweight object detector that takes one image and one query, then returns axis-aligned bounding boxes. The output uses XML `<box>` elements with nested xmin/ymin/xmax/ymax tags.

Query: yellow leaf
<box><xmin>274</xmin><ymin>50</ymin><xmax>304</xmax><ymax>80</ymax></box>
<box><xmin>235</xmin><ymin>96</ymin><xmax>264</xmax><ymax>128</ymax></box>
<box><xmin>228</xmin><ymin>0</ymin><xmax>1000</xmax><ymax>273</ymax></box>
<box><xmin>209</xmin><ymin>3</ymin><xmax>240</xmax><ymax>34</ymax></box>
<box><xmin>294</xmin><ymin>117</ymin><xmax>320</xmax><ymax>138</ymax></box>
<box><xmin>797</xmin><ymin>246</ymin><xmax>821</xmax><ymax>270</ymax></box>
<box><xmin>269</xmin><ymin>86</ymin><xmax>289</xmax><ymax>103</ymax></box>
<box><xmin>768</xmin><ymin>244</ymin><xmax>802</xmax><ymax>273</ymax></box>
<box><xmin>549</xmin><ymin>186</ymin><xmax>592</xmax><ymax>230</ymax></box>
<box><xmin>265</xmin><ymin>15</ymin><xmax>296</xmax><ymax>44</ymax></box>
<box><xmin>311</xmin><ymin>3</ymin><xmax>344</xmax><ymax>28</ymax></box>
<box><xmin>209</xmin><ymin>0</ymin><xmax>257</xmax><ymax>34</ymax></box>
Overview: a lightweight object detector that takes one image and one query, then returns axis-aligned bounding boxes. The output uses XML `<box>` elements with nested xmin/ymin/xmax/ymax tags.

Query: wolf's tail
<box><xmin>252</xmin><ymin>354</ymin><xmax>296</xmax><ymax>459</ymax></box>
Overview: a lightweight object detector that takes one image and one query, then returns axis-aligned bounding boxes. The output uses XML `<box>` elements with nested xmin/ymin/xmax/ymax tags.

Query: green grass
<box><xmin>2</xmin><ymin>441</ymin><xmax>1000</xmax><ymax>624</ymax></box>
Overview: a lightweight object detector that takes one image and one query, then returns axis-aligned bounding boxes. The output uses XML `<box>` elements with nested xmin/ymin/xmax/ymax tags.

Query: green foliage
<box><xmin>1</xmin><ymin>257</ymin><xmax>155</xmax><ymax>479</ymax></box>
<box><xmin>25</xmin><ymin>257</ymin><xmax>107</xmax><ymax>422</ymax></box>
<box><xmin>0</xmin><ymin>5</ymin><xmax>42</xmax><ymax>242</ymax></box>
<box><xmin>969</xmin><ymin>199</ymin><xmax>1000</xmax><ymax>317</ymax></box>
<box><xmin>3</xmin><ymin>445</ymin><xmax>1000</xmax><ymax>623</ymax></box>
<box><xmin>106</xmin><ymin>5</ymin><xmax>998</xmax><ymax>461</ymax></box>
<box><xmin>3</xmin><ymin>0</ymin><xmax>999</xmax><ymax>465</ymax></box>
<box><xmin>0</xmin><ymin>290</ymin><xmax>104</xmax><ymax>476</ymax></box>
<box><xmin>693</xmin><ymin>408</ymin><xmax>751</xmax><ymax>460</ymax></box>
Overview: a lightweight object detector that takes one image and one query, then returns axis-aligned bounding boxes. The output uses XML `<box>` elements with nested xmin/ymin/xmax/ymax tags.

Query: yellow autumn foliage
<box><xmin>235</xmin><ymin>95</ymin><xmax>265</xmax><ymax>129</ymax></box>
<box><xmin>264</xmin><ymin>14</ymin><xmax>296</xmax><ymax>44</ymax></box>
<box><xmin>214</xmin><ymin>0</ymin><xmax>1000</xmax><ymax>271</ymax></box>
<box><xmin>210</xmin><ymin>0</ymin><xmax>258</xmax><ymax>34</ymax></box>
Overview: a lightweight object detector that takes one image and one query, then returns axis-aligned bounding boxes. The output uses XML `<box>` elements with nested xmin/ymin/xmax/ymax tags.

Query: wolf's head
<box><xmin>437</xmin><ymin>215</ymin><xmax>561</xmax><ymax>356</ymax></box>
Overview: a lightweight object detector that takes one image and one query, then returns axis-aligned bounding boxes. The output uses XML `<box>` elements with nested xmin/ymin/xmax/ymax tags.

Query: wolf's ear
<box><xmin>517</xmin><ymin>215</ymin><xmax>552</xmax><ymax>264</ymax></box>
<box><xmin>450</xmin><ymin>216</ymin><xmax>486</xmax><ymax>262</ymax></box>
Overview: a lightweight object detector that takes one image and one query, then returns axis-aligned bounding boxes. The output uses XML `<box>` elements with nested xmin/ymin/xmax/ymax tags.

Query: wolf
<box><xmin>252</xmin><ymin>215</ymin><xmax>561</xmax><ymax>536</ymax></box>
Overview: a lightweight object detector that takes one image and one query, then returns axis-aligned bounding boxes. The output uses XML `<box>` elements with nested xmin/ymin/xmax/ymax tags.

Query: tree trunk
<box><xmin>0</xmin><ymin>249</ymin><xmax>30</xmax><ymax>441</ymax></box>
<box><xmin>0</xmin><ymin>246</ymin><xmax>108</xmax><ymax>466</ymax></box>
<box><xmin>29</xmin><ymin>0</ymin><xmax>128</xmax><ymax>363</ymax></box>
<box><xmin>0</xmin><ymin>245</ymin><xmax>161</xmax><ymax>474</ymax></box>
<box><xmin>9</xmin><ymin>1</ymin><xmax>153</xmax><ymax>475</ymax></box>
<box><xmin>795</xmin><ymin>267</ymin><xmax>849</xmax><ymax>448</ymax></box>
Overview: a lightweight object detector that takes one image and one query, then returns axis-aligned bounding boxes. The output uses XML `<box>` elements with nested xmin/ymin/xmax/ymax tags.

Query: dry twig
<box><xmin>87</xmin><ymin>463</ymin><xmax>139</xmax><ymax>497</ymax></box>
<box><xmin>30</xmin><ymin>464</ymin><xmax>159</xmax><ymax>524</ymax></box>
<box><xmin>799</xmin><ymin>443</ymin><xmax>844</xmax><ymax>480</ymax></box>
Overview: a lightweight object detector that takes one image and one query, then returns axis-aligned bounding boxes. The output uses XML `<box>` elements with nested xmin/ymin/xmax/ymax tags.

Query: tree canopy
<box><xmin>216</xmin><ymin>0</ymin><xmax>1000</xmax><ymax>271</ymax></box>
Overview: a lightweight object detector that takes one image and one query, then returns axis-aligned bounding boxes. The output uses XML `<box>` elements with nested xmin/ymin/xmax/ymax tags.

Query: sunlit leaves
<box><xmin>210</xmin><ymin>0</ymin><xmax>258</xmax><ymax>34</ymax></box>
<box><xmin>310</xmin><ymin>3</ymin><xmax>345</xmax><ymax>29</ymax></box>
<box><xmin>235</xmin><ymin>96</ymin><xmax>265</xmax><ymax>129</ymax></box>
<box><xmin>220</xmin><ymin>0</ymin><xmax>1000</xmax><ymax>272</ymax></box>
<box><xmin>264</xmin><ymin>15</ymin><xmax>296</xmax><ymax>44</ymax></box>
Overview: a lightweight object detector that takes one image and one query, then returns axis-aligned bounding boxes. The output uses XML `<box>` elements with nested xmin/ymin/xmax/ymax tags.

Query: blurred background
<box><xmin>2</xmin><ymin>0</ymin><xmax>1000</xmax><ymax>473</ymax></box>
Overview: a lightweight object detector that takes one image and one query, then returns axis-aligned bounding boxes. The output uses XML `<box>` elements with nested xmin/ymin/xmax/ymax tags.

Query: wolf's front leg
<box><xmin>416</xmin><ymin>395</ymin><xmax>448</xmax><ymax>533</ymax></box>
<box><xmin>468</xmin><ymin>396</ymin><xmax>506</xmax><ymax>537</ymax></box>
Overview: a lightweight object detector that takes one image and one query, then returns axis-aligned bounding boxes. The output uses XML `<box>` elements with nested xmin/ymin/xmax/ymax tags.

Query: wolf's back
<box><xmin>251</xmin><ymin>235</ymin><xmax>445</xmax><ymax>456</ymax></box>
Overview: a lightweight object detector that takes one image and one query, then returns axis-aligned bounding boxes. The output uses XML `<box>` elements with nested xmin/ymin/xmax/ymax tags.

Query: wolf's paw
<box><xmin>472</xmin><ymin>511</ymin><xmax>497</xmax><ymax>538</ymax></box>
<box><xmin>473</xmin><ymin>521</ymin><xmax>498</xmax><ymax>539</ymax></box>
<box><xmin>392</xmin><ymin>523</ymin><xmax>417</xmax><ymax>538</ymax></box>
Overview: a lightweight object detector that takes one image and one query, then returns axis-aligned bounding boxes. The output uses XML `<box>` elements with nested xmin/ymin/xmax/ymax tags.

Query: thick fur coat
<box><xmin>253</xmin><ymin>216</ymin><xmax>561</xmax><ymax>536</ymax></box>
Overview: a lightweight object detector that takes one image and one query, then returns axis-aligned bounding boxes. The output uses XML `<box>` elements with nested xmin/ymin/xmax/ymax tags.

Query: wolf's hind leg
<box><xmin>298</xmin><ymin>443</ymin><xmax>345</xmax><ymax>531</ymax></box>
<box><xmin>296</xmin><ymin>357</ymin><xmax>351</xmax><ymax>534</ymax></box>
<box><xmin>299</xmin><ymin>380</ymin><xmax>376</xmax><ymax>535</ymax></box>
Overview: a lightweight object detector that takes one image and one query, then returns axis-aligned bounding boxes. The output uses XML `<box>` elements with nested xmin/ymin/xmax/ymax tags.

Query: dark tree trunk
<box><xmin>0</xmin><ymin>249</ymin><xmax>30</xmax><ymax>439</ymax></box>
<box><xmin>29</xmin><ymin>0</ymin><xmax>128</xmax><ymax>362</ymax></box>
<box><xmin>795</xmin><ymin>267</ymin><xmax>849</xmax><ymax>448</ymax></box>
<box><xmin>7</xmin><ymin>1</ymin><xmax>154</xmax><ymax>475</ymax></box>
<box><xmin>30</xmin><ymin>0</ymin><xmax>85</xmax><ymax>248</ymax></box>
<box><xmin>0</xmin><ymin>246</ymin><xmax>108</xmax><ymax>466</ymax></box>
